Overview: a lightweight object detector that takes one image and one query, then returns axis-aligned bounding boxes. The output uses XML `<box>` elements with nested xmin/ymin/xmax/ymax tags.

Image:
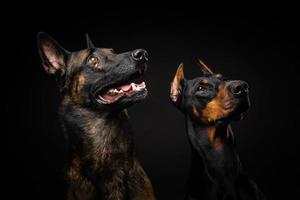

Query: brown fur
<box><xmin>200</xmin><ymin>85</ymin><xmax>235</xmax><ymax>123</ymax></box>
<box><xmin>61</xmin><ymin>97</ymin><xmax>155</xmax><ymax>200</ymax></box>
<box><xmin>38</xmin><ymin>33</ymin><xmax>155</xmax><ymax>199</ymax></box>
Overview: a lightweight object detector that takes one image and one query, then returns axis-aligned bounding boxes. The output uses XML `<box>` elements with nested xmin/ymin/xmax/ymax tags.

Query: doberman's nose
<box><xmin>131</xmin><ymin>49</ymin><xmax>149</xmax><ymax>63</ymax></box>
<box><xmin>229</xmin><ymin>80</ymin><xmax>249</xmax><ymax>96</ymax></box>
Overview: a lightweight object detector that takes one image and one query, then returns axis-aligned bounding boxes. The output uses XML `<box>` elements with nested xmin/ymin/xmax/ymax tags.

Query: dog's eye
<box><xmin>198</xmin><ymin>86</ymin><xmax>205</xmax><ymax>91</ymax></box>
<box><xmin>88</xmin><ymin>56</ymin><xmax>99</xmax><ymax>66</ymax></box>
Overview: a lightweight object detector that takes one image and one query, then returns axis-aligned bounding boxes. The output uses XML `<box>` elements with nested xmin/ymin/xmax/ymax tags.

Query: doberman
<box><xmin>37</xmin><ymin>33</ymin><xmax>155</xmax><ymax>200</ymax></box>
<box><xmin>170</xmin><ymin>60</ymin><xmax>264</xmax><ymax>200</ymax></box>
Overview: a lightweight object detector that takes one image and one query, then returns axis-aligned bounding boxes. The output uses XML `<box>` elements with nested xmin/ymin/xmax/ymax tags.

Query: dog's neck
<box><xmin>185</xmin><ymin>115</ymin><xmax>243</xmax><ymax>197</ymax></box>
<box><xmin>60</xmin><ymin>97</ymin><xmax>135</xmax><ymax>171</ymax></box>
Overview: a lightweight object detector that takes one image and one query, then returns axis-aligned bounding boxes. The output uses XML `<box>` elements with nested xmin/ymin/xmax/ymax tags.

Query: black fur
<box><xmin>170</xmin><ymin>62</ymin><xmax>264</xmax><ymax>200</ymax></box>
<box><xmin>37</xmin><ymin>32</ymin><xmax>155</xmax><ymax>200</ymax></box>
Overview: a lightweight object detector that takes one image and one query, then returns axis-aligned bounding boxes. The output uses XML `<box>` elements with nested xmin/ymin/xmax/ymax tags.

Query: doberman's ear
<box><xmin>85</xmin><ymin>33</ymin><xmax>95</xmax><ymax>48</ymax></box>
<box><xmin>37</xmin><ymin>32</ymin><xmax>70</xmax><ymax>74</ymax></box>
<box><xmin>196</xmin><ymin>58</ymin><xmax>214</xmax><ymax>75</ymax></box>
<box><xmin>170</xmin><ymin>63</ymin><xmax>185</xmax><ymax>105</ymax></box>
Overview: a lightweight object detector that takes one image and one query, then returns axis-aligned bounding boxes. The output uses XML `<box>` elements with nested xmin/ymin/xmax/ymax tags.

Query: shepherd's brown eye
<box><xmin>88</xmin><ymin>56</ymin><xmax>98</xmax><ymax>66</ymax></box>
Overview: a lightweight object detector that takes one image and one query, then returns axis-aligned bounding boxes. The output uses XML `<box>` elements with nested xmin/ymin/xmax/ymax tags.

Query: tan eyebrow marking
<box><xmin>200</xmin><ymin>79</ymin><xmax>209</xmax><ymax>84</ymax></box>
<box><xmin>215</xmin><ymin>74</ymin><xmax>222</xmax><ymax>79</ymax></box>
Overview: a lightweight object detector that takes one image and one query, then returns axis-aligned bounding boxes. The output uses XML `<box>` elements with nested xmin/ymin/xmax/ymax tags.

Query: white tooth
<box><xmin>131</xmin><ymin>83</ymin><xmax>137</xmax><ymax>91</ymax></box>
<box><xmin>119</xmin><ymin>90</ymin><xmax>124</xmax><ymax>93</ymax></box>
<box><xmin>113</xmin><ymin>89</ymin><xmax>118</xmax><ymax>94</ymax></box>
<box><xmin>108</xmin><ymin>89</ymin><xmax>114</xmax><ymax>94</ymax></box>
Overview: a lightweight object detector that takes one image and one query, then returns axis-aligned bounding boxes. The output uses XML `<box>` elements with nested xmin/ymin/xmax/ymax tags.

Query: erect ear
<box><xmin>170</xmin><ymin>63</ymin><xmax>185</xmax><ymax>105</ymax></box>
<box><xmin>37</xmin><ymin>32</ymin><xmax>70</xmax><ymax>74</ymax></box>
<box><xmin>196</xmin><ymin>58</ymin><xmax>214</xmax><ymax>75</ymax></box>
<box><xmin>85</xmin><ymin>33</ymin><xmax>95</xmax><ymax>48</ymax></box>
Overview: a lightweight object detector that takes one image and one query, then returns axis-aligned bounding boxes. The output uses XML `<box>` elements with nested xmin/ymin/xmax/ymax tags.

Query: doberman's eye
<box><xmin>88</xmin><ymin>56</ymin><xmax>99</xmax><ymax>66</ymax></box>
<box><xmin>198</xmin><ymin>86</ymin><xmax>205</xmax><ymax>91</ymax></box>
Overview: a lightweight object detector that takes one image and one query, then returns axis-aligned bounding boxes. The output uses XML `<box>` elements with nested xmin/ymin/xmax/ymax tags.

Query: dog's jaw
<box><xmin>98</xmin><ymin>82</ymin><xmax>147</xmax><ymax>104</ymax></box>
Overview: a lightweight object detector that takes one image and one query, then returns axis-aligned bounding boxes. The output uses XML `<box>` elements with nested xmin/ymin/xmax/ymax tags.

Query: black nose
<box><xmin>229</xmin><ymin>81</ymin><xmax>249</xmax><ymax>96</ymax></box>
<box><xmin>131</xmin><ymin>49</ymin><xmax>149</xmax><ymax>62</ymax></box>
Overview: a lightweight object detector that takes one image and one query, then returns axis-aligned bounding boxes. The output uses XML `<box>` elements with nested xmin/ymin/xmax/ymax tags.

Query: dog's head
<box><xmin>170</xmin><ymin>59</ymin><xmax>250</xmax><ymax>126</ymax></box>
<box><xmin>37</xmin><ymin>32</ymin><xmax>149</xmax><ymax>111</ymax></box>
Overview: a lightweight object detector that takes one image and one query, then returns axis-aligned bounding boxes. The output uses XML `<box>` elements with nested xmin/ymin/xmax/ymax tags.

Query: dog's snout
<box><xmin>229</xmin><ymin>81</ymin><xmax>249</xmax><ymax>96</ymax></box>
<box><xmin>131</xmin><ymin>49</ymin><xmax>148</xmax><ymax>62</ymax></box>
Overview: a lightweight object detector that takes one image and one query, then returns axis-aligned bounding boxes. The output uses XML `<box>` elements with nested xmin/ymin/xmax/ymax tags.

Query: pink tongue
<box><xmin>118</xmin><ymin>84</ymin><xmax>132</xmax><ymax>91</ymax></box>
<box><xmin>102</xmin><ymin>94</ymin><xmax>117</xmax><ymax>101</ymax></box>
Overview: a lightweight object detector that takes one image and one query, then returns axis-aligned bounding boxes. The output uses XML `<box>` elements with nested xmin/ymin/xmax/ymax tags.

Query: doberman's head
<box><xmin>170</xmin><ymin>59</ymin><xmax>250</xmax><ymax>126</ymax></box>
<box><xmin>37</xmin><ymin>32</ymin><xmax>149</xmax><ymax>112</ymax></box>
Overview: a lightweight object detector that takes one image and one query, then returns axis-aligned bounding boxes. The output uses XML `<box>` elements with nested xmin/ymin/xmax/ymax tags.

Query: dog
<box><xmin>170</xmin><ymin>60</ymin><xmax>264</xmax><ymax>200</ymax></box>
<box><xmin>37</xmin><ymin>32</ymin><xmax>156</xmax><ymax>200</ymax></box>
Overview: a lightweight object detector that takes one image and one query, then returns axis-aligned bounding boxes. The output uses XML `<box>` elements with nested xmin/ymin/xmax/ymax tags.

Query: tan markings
<box><xmin>128</xmin><ymin>160</ymin><xmax>156</xmax><ymax>200</ymax></box>
<box><xmin>200</xmin><ymin>79</ymin><xmax>209</xmax><ymax>84</ymax></box>
<box><xmin>200</xmin><ymin>85</ymin><xmax>234</xmax><ymax>123</ymax></box>
<box><xmin>73</xmin><ymin>50</ymin><xmax>90</xmax><ymax>65</ymax></box>
<box><xmin>192</xmin><ymin>105</ymin><xmax>200</xmax><ymax>117</ymax></box>
<box><xmin>71</xmin><ymin>75</ymin><xmax>86</xmax><ymax>104</ymax></box>
<box><xmin>77</xmin><ymin>75</ymin><xmax>86</xmax><ymax>92</ymax></box>
<box><xmin>101</xmin><ymin>48</ymin><xmax>114</xmax><ymax>54</ymax></box>
<box><xmin>196</xmin><ymin>58</ymin><xmax>214</xmax><ymax>75</ymax></box>
<box><xmin>215</xmin><ymin>73</ymin><xmax>222</xmax><ymax>79</ymax></box>
<box><xmin>207</xmin><ymin>126</ymin><xmax>224</xmax><ymax>151</ymax></box>
<box><xmin>67</xmin><ymin>157</ymin><xmax>95</xmax><ymax>196</ymax></box>
<box><xmin>67</xmin><ymin>50</ymin><xmax>90</xmax><ymax>73</ymax></box>
<box><xmin>170</xmin><ymin>63</ymin><xmax>184</xmax><ymax>103</ymax></box>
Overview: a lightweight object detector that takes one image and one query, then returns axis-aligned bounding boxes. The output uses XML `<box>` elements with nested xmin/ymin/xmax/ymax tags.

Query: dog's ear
<box><xmin>37</xmin><ymin>32</ymin><xmax>70</xmax><ymax>74</ymax></box>
<box><xmin>170</xmin><ymin>63</ymin><xmax>185</xmax><ymax>105</ymax></box>
<box><xmin>85</xmin><ymin>33</ymin><xmax>95</xmax><ymax>48</ymax></box>
<box><xmin>196</xmin><ymin>58</ymin><xmax>214</xmax><ymax>76</ymax></box>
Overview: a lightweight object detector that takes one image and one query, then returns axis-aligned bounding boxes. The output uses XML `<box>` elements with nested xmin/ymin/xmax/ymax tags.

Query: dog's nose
<box><xmin>229</xmin><ymin>80</ymin><xmax>249</xmax><ymax>96</ymax></box>
<box><xmin>131</xmin><ymin>49</ymin><xmax>149</xmax><ymax>62</ymax></box>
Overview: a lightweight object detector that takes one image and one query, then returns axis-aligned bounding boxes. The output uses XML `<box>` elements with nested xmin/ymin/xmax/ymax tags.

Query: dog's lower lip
<box><xmin>97</xmin><ymin>82</ymin><xmax>147</xmax><ymax>104</ymax></box>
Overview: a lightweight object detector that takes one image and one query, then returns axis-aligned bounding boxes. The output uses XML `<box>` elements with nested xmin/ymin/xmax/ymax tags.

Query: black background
<box><xmin>3</xmin><ymin>6</ymin><xmax>299</xmax><ymax>200</ymax></box>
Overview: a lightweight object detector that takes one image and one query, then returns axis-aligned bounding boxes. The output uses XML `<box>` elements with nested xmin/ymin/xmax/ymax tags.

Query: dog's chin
<box><xmin>224</xmin><ymin>105</ymin><xmax>250</xmax><ymax>122</ymax></box>
<box><xmin>230</xmin><ymin>111</ymin><xmax>247</xmax><ymax>121</ymax></box>
<box><xmin>214</xmin><ymin>101</ymin><xmax>250</xmax><ymax>125</ymax></box>
<box><xmin>117</xmin><ymin>88</ymin><xmax>148</xmax><ymax>106</ymax></box>
<box><xmin>213</xmin><ymin>111</ymin><xmax>246</xmax><ymax>126</ymax></box>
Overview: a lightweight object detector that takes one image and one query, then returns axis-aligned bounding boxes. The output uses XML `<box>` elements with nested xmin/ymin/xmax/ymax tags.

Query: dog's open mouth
<box><xmin>97</xmin><ymin>82</ymin><xmax>147</xmax><ymax>104</ymax></box>
<box><xmin>95</xmin><ymin>68</ymin><xmax>148</xmax><ymax>104</ymax></box>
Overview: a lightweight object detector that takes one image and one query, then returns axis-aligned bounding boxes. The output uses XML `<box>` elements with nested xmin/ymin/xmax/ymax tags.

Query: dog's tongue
<box><xmin>101</xmin><ymin>94</ymin><xmax>117</xmax><ymax>101</ymax></box>
<box><xmin>117</xmin><ymin>84</ymin><xmax>132</xmax><ymax>92</ymax></box>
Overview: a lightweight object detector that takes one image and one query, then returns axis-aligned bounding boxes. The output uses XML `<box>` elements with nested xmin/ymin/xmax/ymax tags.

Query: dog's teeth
<box><xmin>131</xmin><ymin>83</ymin><xmax>137</xmax><ymax>91</ymax></box>
<box><xmin>135</xmin><ymin>82</ymin><xmax>146</xmax><ymax>91</ymax></box>
<box><xmin>107</xmin><ymin>89</ymin><xmax>114</xmax><ymax>94</ymax></box>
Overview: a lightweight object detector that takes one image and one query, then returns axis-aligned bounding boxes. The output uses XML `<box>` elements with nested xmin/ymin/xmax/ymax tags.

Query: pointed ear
<box><xmin>85</xmin><ymin>33</ymin><xmax>95</xmax><ymax>48</ymax></box>
<box><xmin>196</xmin><ymin>58</ymin><xmax>214</xmax><ymax>75</ymax></box>
<box><xmin>37</xmin><ymin>32</ymin><xmax>70</xmax><ymax>74</ymax></box>
<box><xmin>170</xmin><ymin>63</ymin><xmax>185</xmax><ymax>104</ymax></box>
